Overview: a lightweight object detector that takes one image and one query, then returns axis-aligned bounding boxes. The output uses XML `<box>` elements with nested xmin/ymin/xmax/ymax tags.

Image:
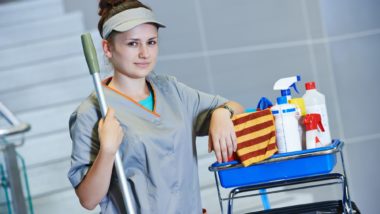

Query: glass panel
<box><xmin>16</xmin><ymin>153</ymin><xmax>34</xmax><ymax>214</ymax></box>
<box><xmin>0</xmin><ymin>163</ymin><xmax>12</xmax><ymax>214</ymax></box>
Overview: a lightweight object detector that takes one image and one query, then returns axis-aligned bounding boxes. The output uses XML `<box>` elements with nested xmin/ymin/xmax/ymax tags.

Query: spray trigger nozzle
<box><xmin>291</xmin><ymin>83</ymin><xmax>299</xmax><ymax>94</ymax></box>
<box><xmin>317</xmin><ymin>120</ymin><xmax>325</xmax><ymax>132</ymax></box>
<box><xmin>273</xmin><ymin>75</ymin><xmax>301</xmax><ymax>96</ymax></box>
<box><xmin>304</xmin><ymin>113</ymin><xmax>325</xmax><ymax>133</ymax></box>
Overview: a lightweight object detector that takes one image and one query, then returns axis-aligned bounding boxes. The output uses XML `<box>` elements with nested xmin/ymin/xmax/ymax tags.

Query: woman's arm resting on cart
<box><xmin>209</xmin><ymin>101</ymin><xmax>245</xmax><ymax>163</ymax></box>
<box><xmin>75</xmin><ymin>108</ymin><xmax>124</xmax><ymax>210</ymax></box>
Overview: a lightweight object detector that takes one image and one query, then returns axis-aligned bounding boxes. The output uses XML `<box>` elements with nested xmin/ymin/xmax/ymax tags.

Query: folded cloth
<box><xmin>232</xmin><ymin>108</ymin><xmax>277</xmax><ymax>167</ymax></box>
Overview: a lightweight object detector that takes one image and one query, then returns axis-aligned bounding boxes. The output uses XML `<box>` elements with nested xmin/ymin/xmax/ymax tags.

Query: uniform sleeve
<box><xmin>67</xmin><ymin>110</ymin><xmax>100</xmax><ymax>188</ymax></box>
<box><xmin>170</xmin><ymin>76</ymin><xmax>228</xmax><ymax>136</ymax></box>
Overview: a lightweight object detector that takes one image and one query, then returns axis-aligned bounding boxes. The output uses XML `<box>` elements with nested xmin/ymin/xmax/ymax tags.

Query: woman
<box><xmin>68</xmin><ymin>0</ymin><xmax>244</xmax><ymax>213</ymax></box>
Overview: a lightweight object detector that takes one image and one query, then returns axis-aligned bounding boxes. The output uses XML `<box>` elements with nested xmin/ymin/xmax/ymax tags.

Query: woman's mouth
<box><xmin>135</xmin><ymin>62</ymin><xmax>150</xmax><ymax>68</ymax></box>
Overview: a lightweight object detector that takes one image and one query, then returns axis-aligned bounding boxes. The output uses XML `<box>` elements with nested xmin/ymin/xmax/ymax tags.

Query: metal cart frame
<box><xmin>209</xmin><ymin>140</ymin><xmax>355</xmax><ymax>214</ymax></box>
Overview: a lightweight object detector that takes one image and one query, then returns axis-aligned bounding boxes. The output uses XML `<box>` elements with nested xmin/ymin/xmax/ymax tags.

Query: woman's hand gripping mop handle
<box><xmin>81</xmin><ymin>33</ymin><xmax>136</xmax><ymax>214</ymax></box>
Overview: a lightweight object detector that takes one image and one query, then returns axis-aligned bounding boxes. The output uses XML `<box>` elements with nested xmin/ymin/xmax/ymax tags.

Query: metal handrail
<box><xmin>0</xmin><ymin>102</ymin><xmax>30</xmax><ymax>143</ymax></box>
<box><xmin>0</xmin><ymin>122</ymin><xmax>30</xmax><ymax>137</ymax></box>
<box><xmin>0</xmin><ymin>102</ymin><xmax>31</xmax><ymax>150</ymax></box>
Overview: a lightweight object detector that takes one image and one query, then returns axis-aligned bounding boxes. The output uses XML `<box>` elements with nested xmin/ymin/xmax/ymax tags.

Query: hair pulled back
<box><xmin>98</xmin><ymin>0</ymin><xmax>151</xmax><ymax>38</ymax></box>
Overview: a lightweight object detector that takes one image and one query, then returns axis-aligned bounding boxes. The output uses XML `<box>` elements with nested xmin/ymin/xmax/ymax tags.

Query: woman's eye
<box><xmin>127</xmin><ymin>42</ymin><xmax>138</xmax><ymax>47</ymax></box>
<box><xmin>148</xmin><ymin>40</ymin><xmax>157</xmax><ymax>46</ymax></box>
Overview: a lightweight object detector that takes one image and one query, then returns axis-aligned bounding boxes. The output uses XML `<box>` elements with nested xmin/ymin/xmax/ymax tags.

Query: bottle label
<box><xmin>274</xmin><ymin>111</ymin><xmax>302</xmax><ymax>153</ymax></box>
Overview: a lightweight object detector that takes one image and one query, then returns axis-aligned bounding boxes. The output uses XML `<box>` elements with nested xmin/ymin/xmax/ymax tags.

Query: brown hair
<box><xmin>98</xmin><ymin>0</ymin><xmax>152</xmax><ymax>39</ymax></box>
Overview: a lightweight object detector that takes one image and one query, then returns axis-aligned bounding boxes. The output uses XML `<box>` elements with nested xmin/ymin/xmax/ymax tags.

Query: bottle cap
<box><xmin>305</xmin><ymin>81</ymin><xmax>316</xmax><ymax>90</ymax></box>
<box><xmin>277</xmin><ymin>96</ymin><xmax>288</xmax><ymax>105</ymax></box>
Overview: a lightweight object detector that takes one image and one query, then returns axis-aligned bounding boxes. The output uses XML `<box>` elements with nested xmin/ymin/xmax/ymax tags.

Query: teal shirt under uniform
<box><xmin>138</xmin><ymin>90</ymin><xmax>154</xmax><ymax>111</ymax></box>
<box><xmin>67</xmin><ymin>73</ymin><xmax>227</xmax><ymax>213</ymax></box>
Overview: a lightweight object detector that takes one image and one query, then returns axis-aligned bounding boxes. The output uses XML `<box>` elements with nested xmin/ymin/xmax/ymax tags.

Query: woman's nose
<box><xmin>138</xmin><ymin>45</ymin><xmax>149</xmax><ymax>59</ymax></box>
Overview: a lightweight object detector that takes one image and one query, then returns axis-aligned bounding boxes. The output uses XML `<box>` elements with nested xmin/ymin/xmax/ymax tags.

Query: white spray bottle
<box><xmin>273</xmin><ymin>75</ymin><xmax>304</xmax><ymax>146</ymax></box>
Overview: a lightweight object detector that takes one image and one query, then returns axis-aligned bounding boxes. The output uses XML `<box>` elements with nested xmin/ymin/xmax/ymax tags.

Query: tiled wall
<box><xmin>319</xmin><ymin>0</ymin><xmax>380</xmax><ymax>213</ymax></box>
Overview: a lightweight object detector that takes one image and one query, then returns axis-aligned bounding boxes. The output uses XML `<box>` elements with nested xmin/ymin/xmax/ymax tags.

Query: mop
<box><xmin>81</xmin><ymin>33</ymin><xmax>135</xmax><ymax>214</ymax></box>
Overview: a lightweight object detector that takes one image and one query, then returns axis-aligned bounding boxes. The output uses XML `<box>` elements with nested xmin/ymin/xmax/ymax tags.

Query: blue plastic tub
<box><xmin>212</xmin><ymin>140</ymin><xmax>339</xmax><ymax>188</ymax></box>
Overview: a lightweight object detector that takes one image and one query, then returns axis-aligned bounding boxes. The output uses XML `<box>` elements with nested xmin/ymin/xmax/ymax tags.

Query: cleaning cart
<box><xmin>208</xmin><ymin>139</ymin><xmax>360</xmax><ymax>214</ymax></box>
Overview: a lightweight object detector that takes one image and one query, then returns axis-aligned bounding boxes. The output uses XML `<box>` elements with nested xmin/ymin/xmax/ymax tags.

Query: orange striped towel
<box><xmin>232</xmin><ymin>109</ymin><xmax>277</xmax><ymax>167</ymax></box>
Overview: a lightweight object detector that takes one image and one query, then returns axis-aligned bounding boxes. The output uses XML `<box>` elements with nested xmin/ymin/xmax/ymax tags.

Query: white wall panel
<box><xmin>18</xmin><ymin>131</ymin><xmax>71</xmax><ymax>167</ymax></box>
<box><xmin>0</xmin><ymin>12</ymin><xmax>84</xmax><ymax>48</ymax></box>
<box><xmin>0</xmin><ymin>0</ymin><xmax>64</xmax><ymax>27</ymax></box>
<box><xmin>18</xmin><ymin>102</ymin><xmax>78</xmax><ymax>138</ymax></box>
<box><xmin>0</xmin><ymin>35</ymin><xmax>82</xmax><ymax>70</ymax></box>
<box><xmin>0</xmin><ymin>30</ymin><xmax>102</xmax><ymax>71</ymax></box>
<box><xmin>0</xmin><ymin>77</ymin><xmax>92</xmax><ymax>112</ymax></box>
<box><xmin>0</xmin><ymin>56</ymin><xmax>87</xmax><ymax>93</ymax></box>
<box><xmin>27</xmin><ymin>159</ymin><xmax>71</xmax><ymax>197</ymax></box>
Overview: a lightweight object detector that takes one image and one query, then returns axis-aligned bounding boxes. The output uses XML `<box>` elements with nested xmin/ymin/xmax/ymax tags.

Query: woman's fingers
<box><xmin>226</xmin><ymin>133</ymin><xmax>234</xmax><ymax>159</ymax></box>
<box><xmin>98</xmin><ymin>117</ymin><xmax>104</xmax><ymax>128</ymax></box>
<box><xmin>231</xmin><ymin>131</ymin><xmax>237</xmax><ymax>152</ymax></box>
<box><xmin>105</xmin><ymin>107</ymin><xmax>115</xmax><ymax>120</ymax></box>
<box><xmin>219</xmin><ymin>137</ymin><xmax>228</xmax><ymax>162</ymax></box>
<box><xmin>98</xmin><ymin>107</ymin><xmax>124</xmax><ymax>155</ymax></box>
<box><xmin>211</xmin><ymin>132</ymin><xmax>236</xmax><ymax>163</ymax></box>
<box><xmin>208</xmin><ymin>135</ymin><xmax>213</xmax><ymax>153</ymax></box>
<box><xmin>211</xmin><ymin>135</ymin><xmax>222</xmax><ymax>163</ymax></box>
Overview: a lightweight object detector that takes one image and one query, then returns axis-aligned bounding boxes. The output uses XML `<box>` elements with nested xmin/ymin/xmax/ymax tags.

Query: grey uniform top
<box><xmin>68</xmin><ymin>73</ymin><xmax>227</xmax><ymax>214</ymax></box>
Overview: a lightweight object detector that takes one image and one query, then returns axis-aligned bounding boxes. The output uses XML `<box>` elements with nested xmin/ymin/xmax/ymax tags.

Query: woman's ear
<box><xmin>102</xmin><ymin>39</ymin><xmax>112</xmax><ymax>58</ymax></box>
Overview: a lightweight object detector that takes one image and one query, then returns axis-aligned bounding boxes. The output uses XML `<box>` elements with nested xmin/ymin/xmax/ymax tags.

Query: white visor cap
<box><xmin>102</xmin><ymin>7</ymin><xmax>165</xmax><ymax>39</ymax></box>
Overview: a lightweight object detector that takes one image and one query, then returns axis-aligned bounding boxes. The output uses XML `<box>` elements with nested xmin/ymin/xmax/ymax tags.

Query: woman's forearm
<box><xmin>75</xmin><ymin>149</ymin><xmax>116</xmax><ymax>210</ymax></box>
<box><xmin>75</xmin><ymin>108</ymin><xmax>124</xmax><ymax>210</ymax></box>
<box><xmin>208</xmin><ymin>100</ymin><xmax>245</xmax><ymax>162</ymax></box>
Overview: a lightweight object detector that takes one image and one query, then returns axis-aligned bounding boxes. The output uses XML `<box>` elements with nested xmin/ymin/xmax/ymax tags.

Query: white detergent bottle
<box><xmin>304</xmin><ymin>113</ymin><xmax>325</xmax><ymax>149</ymax></box>
<box><xmin>302</xmin><ymin>82</ymin><xmax>332</xmax><ymax>145</ymax></box>
<box><xmin>271</xmin><ymin>96</ymin><xmax>302</xmax><ymax>153</ymax></box>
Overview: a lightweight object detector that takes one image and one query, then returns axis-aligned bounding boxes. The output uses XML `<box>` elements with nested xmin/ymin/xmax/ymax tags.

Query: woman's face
<box><xmin>105</xmin><ymin>23</ymin><xmax>159</xmax><ymax>79</ymax></box>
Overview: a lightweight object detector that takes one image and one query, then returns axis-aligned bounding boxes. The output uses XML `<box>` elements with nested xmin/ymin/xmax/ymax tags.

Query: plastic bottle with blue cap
<box><xmin>273</xmin><ymin>75</ymin><xmax>305</xmax><ymax>148</ymax></box>
<box><xmin>271</xmin><ymin>96</ymin><xmax>302</xmax><ymax>153</ymax></box>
